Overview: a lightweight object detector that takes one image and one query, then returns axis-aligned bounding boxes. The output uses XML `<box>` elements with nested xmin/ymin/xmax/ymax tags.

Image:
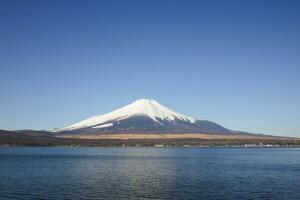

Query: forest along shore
<box><xmin>0</xmin><ymin>130</ymin><xmax>299</xmax><ymax>147</ymax></box>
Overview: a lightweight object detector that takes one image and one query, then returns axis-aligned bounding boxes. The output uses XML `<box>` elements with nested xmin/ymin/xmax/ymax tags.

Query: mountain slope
<box><xmin>54</xmin><ymin>99</ymin><xmax>233</xmax><ymax>134</ymax></box>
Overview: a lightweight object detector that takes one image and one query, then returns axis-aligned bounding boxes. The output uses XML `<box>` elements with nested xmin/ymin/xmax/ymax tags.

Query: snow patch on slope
<box><xmin>92</xmin><ymin>123</ymin><xmax>113</xmax><ymax>129</ymax></box>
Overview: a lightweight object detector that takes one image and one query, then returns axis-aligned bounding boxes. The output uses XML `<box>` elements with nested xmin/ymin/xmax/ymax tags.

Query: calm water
<box><xmin>0</xmin><ymin>147</ymin><xmax>299</xmax><ymax>200</ymax></box>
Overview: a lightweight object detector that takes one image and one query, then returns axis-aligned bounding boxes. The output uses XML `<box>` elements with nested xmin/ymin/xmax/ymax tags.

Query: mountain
<box><xmin>53</xmin><ymin>99</ymin><xmax>233</xmax><ymax>135</ymax></box>
<box><xmin>1</xmin><ymin>99</ymin><xmax>298</xmax><ymax>146</ymax></box>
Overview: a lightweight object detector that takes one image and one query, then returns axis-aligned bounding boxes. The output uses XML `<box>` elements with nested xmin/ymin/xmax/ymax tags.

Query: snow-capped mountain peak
<box><xmin>59</xmin><ymin>99</ymin><xmax>196</xmax><ymax>131</ymax></box>
<box><xmin>124</xmin><ymin>99</ymin><xmax>196</xmax><ymax>123</ymax></box>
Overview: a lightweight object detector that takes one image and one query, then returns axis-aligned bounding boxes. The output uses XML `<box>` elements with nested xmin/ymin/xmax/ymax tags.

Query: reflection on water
<box><xmin>0</xmin><ymin>147</ymin><xmax>300</xmax><ymax>199</ymax></box>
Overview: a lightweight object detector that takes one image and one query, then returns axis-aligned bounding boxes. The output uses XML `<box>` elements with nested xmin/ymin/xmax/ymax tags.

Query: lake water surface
<box><xmin>0</xmin><ymin>147</ymin><xmax>299</xmax><ymax>200</ymax></box>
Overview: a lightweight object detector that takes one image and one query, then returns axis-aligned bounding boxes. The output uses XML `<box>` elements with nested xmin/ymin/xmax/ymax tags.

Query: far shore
<box><xmin>1</xmin><ymin>130</ymin><xmax>299</xmax><ymax>147</ymax></box>
<box><xmin>58</xmin><ymin>133</ymin><xmax>298</xmax><ymax>140</ymax></box>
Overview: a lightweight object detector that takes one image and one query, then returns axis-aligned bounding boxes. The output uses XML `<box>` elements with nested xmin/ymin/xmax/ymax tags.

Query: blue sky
<box><xmin>0</xmin><ymin>0</ymin><xmax>299</xmax><ymax>136</ymax></box>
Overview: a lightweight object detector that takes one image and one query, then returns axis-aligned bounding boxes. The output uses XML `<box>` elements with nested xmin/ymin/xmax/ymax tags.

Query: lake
<box><xmin>0</xmin><ymin>147</ymin><xmax>299</xmax><ymax>199</ymax></box>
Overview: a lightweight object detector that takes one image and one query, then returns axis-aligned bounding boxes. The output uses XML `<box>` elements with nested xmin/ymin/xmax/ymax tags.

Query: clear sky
<box><xmin>0</xmin><ymin>0</ymin><xmax>299</xmax><ymax>137</ymax></box>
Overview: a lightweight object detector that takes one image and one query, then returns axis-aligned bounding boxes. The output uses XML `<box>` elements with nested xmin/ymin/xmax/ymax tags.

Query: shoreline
<box><xmin>1</xmin><ymin>130</ymin><xmax>299</xmax><ymax>147</ymax></box>
<box><xmin>1</xmin><ymin>143</ymin><xmax>300</xmax><ymax>148</ymax></box>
